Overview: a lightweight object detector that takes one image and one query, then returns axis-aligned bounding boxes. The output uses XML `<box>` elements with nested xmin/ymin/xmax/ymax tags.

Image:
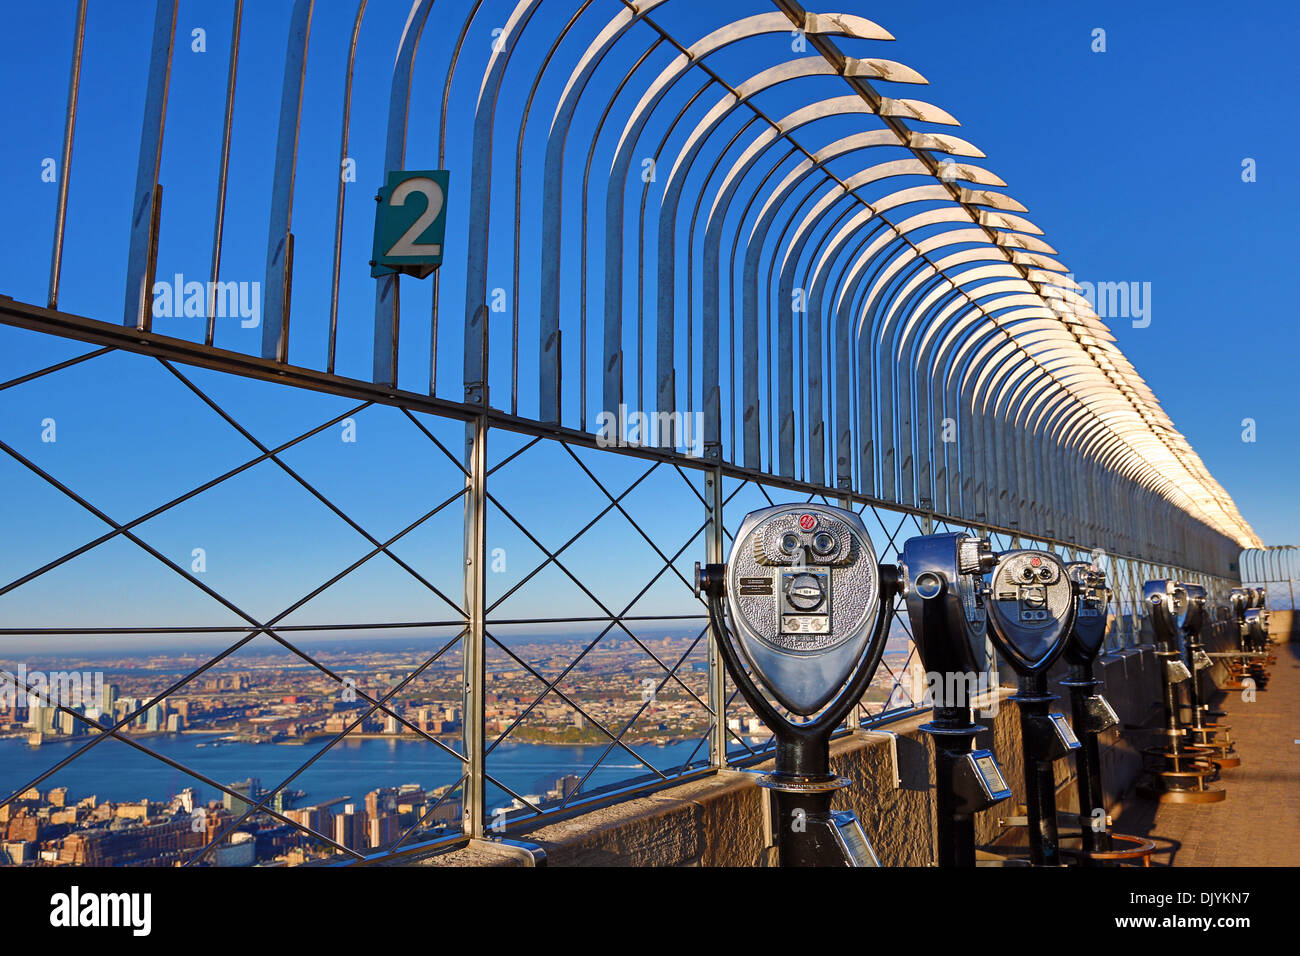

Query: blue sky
<box><xmin>1</xmin><ymin>0</ymin><xmax>1296</xmax><ymax>645</ymax></box>
<box><xmin>864</xmin><ymin>0</ymin><xmax>1300</xmax><ymax>547</ymax></box>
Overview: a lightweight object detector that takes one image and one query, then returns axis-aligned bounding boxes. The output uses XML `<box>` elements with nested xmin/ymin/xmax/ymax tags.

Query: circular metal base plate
<box><xmin>1156</xmin><ymin>769</ymin><xmax>1217</xmax><ymax>783</ymax></box>
<box><xmin>1138</xmin><ymin>785</ymin><xmax>1226</xmax><ymax>805</ymax></box>
<box><xmin>1058</xmin><ymin>832</ymin><xmax>1158</xmax><ymax>863</ymax></box>
<box><xmin>755</xmin><ymin>773</ymin><xmax>852</xmax><ymax>793</ymax></box>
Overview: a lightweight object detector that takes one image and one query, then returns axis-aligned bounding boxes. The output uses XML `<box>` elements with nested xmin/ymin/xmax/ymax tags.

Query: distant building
<box><xmin>215</xmin><ymin>831</ymin><xmax>256</xmax><ymax>867</ymax></box>
<box><xmin>1</xmin><ymin>840</ymin><xmax>32</xmax><ymax>865</ymax></box>
<box><xmin>557</xmin><ymin>774</ymin><xmax>581</xmax><ymax>800</ymax></box>
<box><xmin>333</xmin><ymin>804</ymin><xmax>368</xmax><ymax>853</ymax></box>
<box><xmin>145</xmin><ymin>702</ymin><xmax>165</xmax><ymax>732</ymax></box>
<box><xmin>59</xmin><ymin>816</ymin><xmax>203</xmax><ymax>866</ymax></box>
<box><xmin>365</xmin><ymin>788</ymin><xmax>398</xmax><ymax>820</ymax></box>
<box><xmin>286</xmin><ymin>806</ymin><xmax>331</xmax><ymax>837</ymax></box>
<box><xmin>223</xmin><ymin>778</ymin><xmax>262</xmax><ymax>818</ymax></box>
<box><xmin>369</xmin><ymin>813</ymin><xmax>400</xmax><ymax>849</ymax></box>
<box><xmin>101</xmin><ymin>683</ymin><xmax>118</xmax><ymax>717</ymax></box>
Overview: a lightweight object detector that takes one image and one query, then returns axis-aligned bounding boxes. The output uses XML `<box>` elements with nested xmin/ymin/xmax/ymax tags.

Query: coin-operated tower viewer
<box><xmin>983</xmin><ymin>550</ymin><xmax>1081</xmax><ymax>866</ymax></box>
<box><xmin>696</xmin><ymin>503</ymin><xmax>899</xmax><ymax>867</ymax></box>
<box><xmin>897</xmin><ymin>532</ymin><xmax>1011</xmax><ymax>867</ymax></box>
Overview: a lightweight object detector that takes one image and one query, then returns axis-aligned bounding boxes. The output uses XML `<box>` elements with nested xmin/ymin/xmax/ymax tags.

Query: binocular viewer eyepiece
<box><xmin>1063</xmin><ymin>561</ymin><xmax>1111</xmax><ymax>665</ymax></box>
<box><xmin>698</xmin><ymin>503</ymin><xmax>886</xmax><ymax>716</ymax></box>
<box><xmin>983</xmin><ymin>549</ymin><xmax>1077</xmax><ymax>675</ymax></box>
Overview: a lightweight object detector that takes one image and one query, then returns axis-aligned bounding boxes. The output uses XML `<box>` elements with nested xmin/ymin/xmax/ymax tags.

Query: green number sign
<box><xmin>370</xmin><ymin>170</ymin><xmax>449</xmax><ymax>279</ymax></box>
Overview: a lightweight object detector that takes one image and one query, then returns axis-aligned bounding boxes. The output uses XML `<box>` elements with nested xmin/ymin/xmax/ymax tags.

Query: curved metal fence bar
<box><xmin>261</xmin><ymin>0</ymin><xmax>314</xmax><ymax>364</ymax></box>
<box><xmin>370</xmin><ymin>0</ymin><xmax>431</xmax><ymax>387</ymax></box>
<box><xmin>121</xmin><ymin>0</ymin><xmax>175</xmax><ymax>333</ymax></box>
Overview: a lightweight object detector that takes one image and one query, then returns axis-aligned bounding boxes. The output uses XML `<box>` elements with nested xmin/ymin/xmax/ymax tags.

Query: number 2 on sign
<box><xmin>385</xmin><ymin>177</ymin><xmax>444</xmax><ymax>258</ymax></box>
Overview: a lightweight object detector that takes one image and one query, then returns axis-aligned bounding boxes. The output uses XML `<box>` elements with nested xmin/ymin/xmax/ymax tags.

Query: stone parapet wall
<box><xmin>418</xmin><ymin>644</ymin><xmax>1174</xmax><ymax>867</ymax></box>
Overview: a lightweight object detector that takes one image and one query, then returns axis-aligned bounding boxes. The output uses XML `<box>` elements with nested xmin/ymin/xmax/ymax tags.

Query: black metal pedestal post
<box><xmin>923</xmin><ymin>705</ymin><xmax>982</xmax><ymax>867</ymax></box>
<box><xmin>1062</xmin><ymin>663</ymin><xmax>1110</xmax><ymax>862</ymax></box>
<box><xmin>1015</xmin><ymin>672</ymin><xmax>1062</xmax><ymax>867</ymax></box>
<box><xmin>768</xmin><ymin>735</ymin><xmax>844</xmax><ymax>867</ymax></box>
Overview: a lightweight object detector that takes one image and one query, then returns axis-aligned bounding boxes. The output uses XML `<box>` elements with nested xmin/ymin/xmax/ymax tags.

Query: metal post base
<box><xmin>1188</xmin><ymin>725</ymin><xmax>1241</xmax><ymax>768</ymax></box>
<box><xmin>1138</xmin><ymin>783</ymin><xmax>1226</xmax><ymax>805</ymax></box>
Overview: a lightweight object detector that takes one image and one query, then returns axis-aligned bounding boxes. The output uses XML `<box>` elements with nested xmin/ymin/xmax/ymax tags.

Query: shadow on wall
<box><xmin>1269</xmin><ymin>610</ymin><xmax>1299</xmax><ymax>643</ymax></box>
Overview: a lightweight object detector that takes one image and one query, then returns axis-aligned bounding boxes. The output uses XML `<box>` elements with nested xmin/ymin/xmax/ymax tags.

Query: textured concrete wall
<box><xmin>1268</xmin><ymin>609</ymin><xmax>1297</xmax><ymax>642</ymax></box>
<box><xmin>419</xmin><ymin>645</ymin><xmax>1171</xmax><ymax>867</ymax></box>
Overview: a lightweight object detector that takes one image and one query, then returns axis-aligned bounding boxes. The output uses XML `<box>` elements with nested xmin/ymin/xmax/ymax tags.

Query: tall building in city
<box><xmin>333</xmin><ymin>804</ymin><xmax>368</xmax><ymax>853</ymax></box>
<box><xmin>557</xmin><ymin>774</ymin><xmax>581</xmax><ymax>800</ymax></box>
<box><xmin>145</xmin><ymin>702</ymin><xmax>166</xmax><ymax>732</ymax></box>
<box><xmin>286</xmin><ymin>806</ymin><xmax>331</xmax><ymax>837</ymax></box>
<box><xmin>101</xmin><ymin>682</ymin><xmax>118</xmax><ymax>717</ymax></box>
<box><xmin>223</xmin><ymin>778</ymin><xmax>262</xmax><ymax>818</ymax></box>
<box><xmin>368</xmin><ymin>813</ymin><xmax>400</xmax><ymax>850</ymax></box>
<box><xmin>365</xmin><ymin>788</ymin><xmax>399</xmax><ymax>820</ymax></box>
<box><xmin>173</xmin><ymin>788</ymin><xmax>196</xmax><ymax>814</ymax></box>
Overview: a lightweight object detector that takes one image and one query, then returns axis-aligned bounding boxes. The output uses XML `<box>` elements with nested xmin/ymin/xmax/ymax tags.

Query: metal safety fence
<box><xmin>1238</xmin><ymin>547</ymin><xmax>1300</xmax><ymax>611</ymax></box>
<box><xmin>0</xmin><ymin>0</ymin><xmax>1253</xmax><ymax>866</ymax></box>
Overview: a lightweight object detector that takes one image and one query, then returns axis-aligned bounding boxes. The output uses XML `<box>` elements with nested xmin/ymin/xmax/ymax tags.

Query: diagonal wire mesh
<box><xmin>0</xmin><ymin>347</ymin><xmax>473</xmax><ymax>865</ymax></box>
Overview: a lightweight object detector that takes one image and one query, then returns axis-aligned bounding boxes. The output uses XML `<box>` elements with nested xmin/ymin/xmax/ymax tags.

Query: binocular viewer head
<box><xmin>1144</xmin><ymin>579</ymin><xmax>1205</xmax><ymax>647</ymax></box>
<box><xmin>1235</xmin><ymin>586</ymin><xmax>1266</xmax><ymax>610</ymax></box>
<box><xmin>711</xmin><ymin>503</ymin><xmax>885</xmax><ymax>716</ymax></box>
<box><xmin>896</xmin><ymin>532</ymin><xmax>996</xmax><ymax>681</ymax></box>
<box><xmin>1064</xmin><ymin>561</ymin><xmax>1110</xmax><ymax>664</ymax></box>
<box><xmin>1229</xmin><ymin>587</ymin><xmax>1248</xmax><ymax>622</ymax></box>
<box><xmin>984</xmin><ymin>550</ymin><xmax>1077</xmax><ymax>674</ymax></box>
<box><xmin>897</xmin><ymin>537</ymin><xmax>1108</xmax><ymax>680</ymax></box>
<box><xmin>1182</xmin><ymin>583</ymin><xmax>1207</xmax><ymax>620</ymax></box>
